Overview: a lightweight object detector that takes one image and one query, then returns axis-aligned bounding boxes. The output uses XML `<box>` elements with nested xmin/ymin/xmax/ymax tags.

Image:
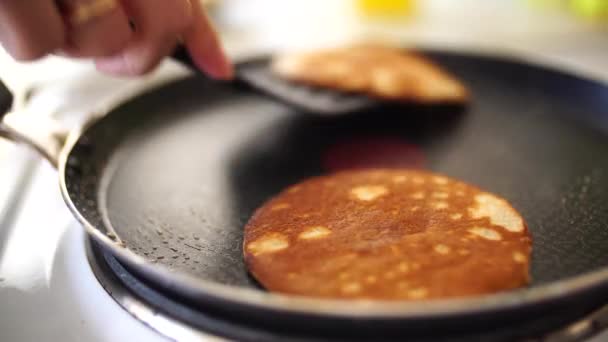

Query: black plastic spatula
<box><xmin>171</xmin><ymin>47</ymin><xmax>377</xmax><ymax>115</ymax></box>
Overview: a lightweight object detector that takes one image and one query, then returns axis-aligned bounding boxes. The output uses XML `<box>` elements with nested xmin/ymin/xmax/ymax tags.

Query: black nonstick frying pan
<box><xmin>2</xmin><ymin>49</ymin><xmax>608</xmax><ymax>340</ymax></box>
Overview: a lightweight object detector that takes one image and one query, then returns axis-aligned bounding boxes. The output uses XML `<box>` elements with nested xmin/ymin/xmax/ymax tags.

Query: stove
<box><xmin>87</xmin><ymin>239</ymin><xmax>290</xmax><ymax>341</ymax></box>
<box><xmin>87</xmin><ymin>235</ymin><xmax>608</xmax><ymax>342</ymax></box>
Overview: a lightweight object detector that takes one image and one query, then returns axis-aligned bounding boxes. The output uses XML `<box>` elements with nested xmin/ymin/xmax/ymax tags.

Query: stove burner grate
<box><xmin>87</xmin><ymin>239</ymin><xmax>608</xmax><ymax>342</ymax></box>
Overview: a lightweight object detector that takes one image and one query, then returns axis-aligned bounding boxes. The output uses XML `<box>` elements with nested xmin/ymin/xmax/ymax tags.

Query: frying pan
<box><xmin>2</xmin><ymin>50</ymin><xmax>608</xmax><ymax>340</ymax></box>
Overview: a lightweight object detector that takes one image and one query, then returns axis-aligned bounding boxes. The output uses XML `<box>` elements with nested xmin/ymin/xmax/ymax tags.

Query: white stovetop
<box><xmin>0</xmin><ymin>1</ymin><xmax>607</xmax><ymax>341</ymax></box>
<box><xmin>0</xmin><ymin>158</ymin><xmax>172</xmax><ymax>342</ymax></box>
<box><xmin>0</xmin><ymin>62</ymin><xmax>191</xmax><ymax>341</ymax></box>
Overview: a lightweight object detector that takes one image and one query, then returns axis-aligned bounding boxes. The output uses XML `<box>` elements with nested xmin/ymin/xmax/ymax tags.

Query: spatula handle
<box><xmin>0</xmin><ymin>78</ymin><xmax>13</xmax><ymax>119</ymax></box>
<box><xmin>170</xmin><ymin>45</ymin><xmax>198</xmax><ymax>73</ymax></box>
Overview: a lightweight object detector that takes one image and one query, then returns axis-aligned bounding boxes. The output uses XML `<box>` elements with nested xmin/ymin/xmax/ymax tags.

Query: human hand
<box><xmin>0</xmin><ymin>0</ymin><xmax>233</xmax><ymax>79</ymax></box>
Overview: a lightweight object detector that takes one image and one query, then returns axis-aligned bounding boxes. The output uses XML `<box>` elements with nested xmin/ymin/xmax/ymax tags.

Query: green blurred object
<box><xmin>569</xmin><ymin>0</ymin><xmax>608</xmax><ymax>21</ymax></box>
<box><xmin>525</xmin><ymin>0</ymin><xmax>608</xmax><ymax>22</ymax></box>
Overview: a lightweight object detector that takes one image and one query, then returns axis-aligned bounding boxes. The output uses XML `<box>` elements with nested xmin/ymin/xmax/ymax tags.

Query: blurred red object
<box><xmin>323</xmin><ymin>136</ymin><xmax>426</xmax><ymax>172</ymax></box>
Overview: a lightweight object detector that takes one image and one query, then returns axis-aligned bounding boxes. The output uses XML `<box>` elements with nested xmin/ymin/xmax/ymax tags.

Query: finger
<box><xmin>122</xmin><ymin>0</ymin><xmax>193</xmax><ymax>38</ymax></box>
<box><xmin>183</xmin><ymin>0</ymin><xmax>233</xmax><ymax>80</ymax></box>
<box><xmin>0</xmin><ymin>0</ymin><xmax>66</xmax><ymax>61</ymax></box>
<box><xmin>92</xmin><ymin>0</ymin><xmax>192</xmax><ymax>75</ymax></box>
<box><xmin>94</xmin><ymin>36</ymin><xmax>177</xmax><ymax>76</ymax></box>
<box><xmin>60</xmin><ymin>0</ymin><xmax>133</xmax><ymax>57</ymax></box>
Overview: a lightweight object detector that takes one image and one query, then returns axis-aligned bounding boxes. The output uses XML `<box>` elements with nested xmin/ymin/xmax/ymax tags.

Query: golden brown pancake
<box><xmin>271</xmin><ymin>44</ymin><xmax>469</xmax><ymax>103</ymax></box>
<box><xmin>243</xmin><ymin>169</ymin><xmax>531</xmax><ymax>300</ymax></box>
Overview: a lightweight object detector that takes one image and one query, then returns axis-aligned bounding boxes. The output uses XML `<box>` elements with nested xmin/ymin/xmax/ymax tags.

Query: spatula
<box><xmin>171</xmin><ymin>47</ymin><xmax>377</xmax><ymax>115</ymax></box>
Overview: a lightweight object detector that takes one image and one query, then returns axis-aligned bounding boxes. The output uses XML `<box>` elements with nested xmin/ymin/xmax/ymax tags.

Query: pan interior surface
<box><xmin>65</xmin><ymin>52</ymin><xmax>608</xmax><ymax>295</ymax></box>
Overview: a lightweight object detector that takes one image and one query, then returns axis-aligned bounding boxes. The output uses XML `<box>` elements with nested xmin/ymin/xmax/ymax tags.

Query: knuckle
<box><xmin>8</xmin><ymin>32</ymin><xmax>65</xmax><ymax>61</ymax></box>
<box><xmin>69</xmin><ymin>28</ymin><xmax>133</xmax><ymax>57</ymax></box>
<box><xmin>9</xmin><ymin>43</ymin><xmax>50</xmax><ymax>61</ymax></box>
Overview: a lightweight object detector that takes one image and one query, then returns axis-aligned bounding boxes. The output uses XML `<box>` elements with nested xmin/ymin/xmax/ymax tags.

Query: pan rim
<box><xmin>58</xmin><ymin>49</ymin><xmax>608</xmax><ymax>319</ymax></box>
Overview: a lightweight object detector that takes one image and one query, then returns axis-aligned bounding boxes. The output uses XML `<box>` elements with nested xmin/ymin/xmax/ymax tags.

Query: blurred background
<box><xmin>0</xmin><ymin>0</ymin><xmax>607</xmax><ymax>166</ymax></box>
<box><xmin>2</xmin><ymin>0</ymin><xmax>608</xmax><ymax>85</ymax></box>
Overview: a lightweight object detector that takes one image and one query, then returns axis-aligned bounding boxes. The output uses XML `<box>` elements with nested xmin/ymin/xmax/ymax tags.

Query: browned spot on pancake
<box><xmin>271</xmin><ymin>44</ymin><xmax>469</xmax><ymax>103</ymax></box>
<box><xmin>243</xmin><ymin>169</ymin><xmax>531</xmax><ymax>300</ymax></box>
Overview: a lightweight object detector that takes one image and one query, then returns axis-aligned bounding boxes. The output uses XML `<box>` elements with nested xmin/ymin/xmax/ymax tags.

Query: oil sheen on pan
<box><xmin>243</xmin><ymin>169</ymin><xmax>531</xmax><ymax>300</ymax></box>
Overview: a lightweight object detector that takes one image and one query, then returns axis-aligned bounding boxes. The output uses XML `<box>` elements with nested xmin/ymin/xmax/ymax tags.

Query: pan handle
<box><xmin>0</xmin><ymin>46</ymin><xmax>198</xmax><ymax>168</ymax></box>
<box><xmin>0</xmin><ymin>78</ymin><xmax>68</xmax><ymax>168</ymax></box>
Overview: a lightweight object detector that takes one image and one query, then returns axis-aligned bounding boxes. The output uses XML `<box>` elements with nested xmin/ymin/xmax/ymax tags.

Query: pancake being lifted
<box><xmin>243</xmin><ymin>169</ymin><xmax>531</xmax><ymax>300</ymax></box>
<box><xmin>271</xmin><ymin>44</ymin><xmax>469</xmax><ymax>103</ymax></box>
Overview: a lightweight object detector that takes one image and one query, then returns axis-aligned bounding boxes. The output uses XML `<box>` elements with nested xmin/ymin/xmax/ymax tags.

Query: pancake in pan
<box><xmin>243</xmin><ymin>169</ymin><xmax>531</xmax><ymax>300</ymax></box>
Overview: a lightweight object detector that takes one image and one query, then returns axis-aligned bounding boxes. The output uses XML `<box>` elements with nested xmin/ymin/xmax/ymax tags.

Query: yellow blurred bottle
<box><xmin>356</xmin><ymin>0</ymin><xmax>416</xmax><ymax>20</ymax></box>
